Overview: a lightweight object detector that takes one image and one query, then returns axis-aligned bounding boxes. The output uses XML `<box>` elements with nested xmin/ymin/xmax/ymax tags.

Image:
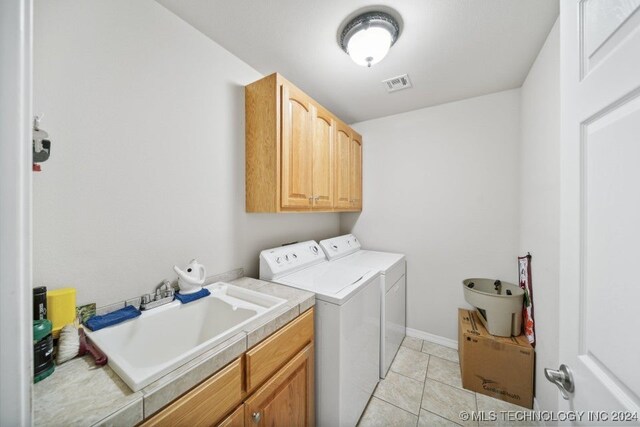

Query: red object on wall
<box><xmin>518</xmin><ymin>254</ymin><xmax>535</xmax><ymax>347</ymax></box>
<box><xmin>33</xmin><ymin>163</ymin><xmax>41</xmax><ymax>172</ymax></box>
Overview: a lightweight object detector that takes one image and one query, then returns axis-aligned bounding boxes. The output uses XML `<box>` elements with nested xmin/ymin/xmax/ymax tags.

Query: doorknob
<box><xmin>544</xmin><ymin>364</ymin><xmax>574</xmax><ymax>400</ymax></box>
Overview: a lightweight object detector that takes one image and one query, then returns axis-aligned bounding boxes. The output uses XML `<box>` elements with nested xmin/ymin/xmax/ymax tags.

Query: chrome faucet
<box><xmin>140</xmin><ymin>280</ymin><xmax>175</xmax><ymax>311</ymax></box>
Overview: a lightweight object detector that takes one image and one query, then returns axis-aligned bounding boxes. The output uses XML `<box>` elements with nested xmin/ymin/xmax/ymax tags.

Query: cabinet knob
<box><xmin>252</xmin><ymin>412</ymin><xmax>262</xmax><ymax>424</ymax></box>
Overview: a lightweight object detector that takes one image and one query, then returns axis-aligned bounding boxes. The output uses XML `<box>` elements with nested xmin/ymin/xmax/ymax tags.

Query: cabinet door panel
<box><xmin>334</xmin><ymin>123</ymin><xmax>351</xmax><ymax>209</ymax></box>
<box><xmin>281</xmin><ymin>84</ymin><xmax>313</xmax><ymax>209</ymax></box>
<box><xmin>141</xmin><ymin>358</ymin><xmax>243</xmax><ymax>427</ymax></box>
<box><xmin>312</xmin><ymin>106</ymin><xmax>334</xmax><ymax>209</ymax></box>
<box><xmin>218</xmin><ymin>405</ymin><xmax>244</xmax><ymax>427</ymax></box>
<box><xmin>245</xmin><ymin>308</ymin><xmax>314</xmax><ymax>393</ymax></box>
<box><xmin>350</xmin><ymin>133</ymin><xmax>362</xmax><ymax>211</ymax></box>
<box><xmin>244</xmin><ymin>344</ymin><xmax>314</xmax><ymax>427</ymax></box>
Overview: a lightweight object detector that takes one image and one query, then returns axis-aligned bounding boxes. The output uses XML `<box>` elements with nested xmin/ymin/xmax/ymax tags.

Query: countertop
<box><xmin>33</xmin><ymin>272</ymin><xmax>315</xmax><ymax>427</ymax></box>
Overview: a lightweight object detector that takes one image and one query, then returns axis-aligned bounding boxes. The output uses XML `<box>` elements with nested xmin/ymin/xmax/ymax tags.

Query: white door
<box><xmin>0</xmin><ymin>0</ymin><xmax>33</xmax><ymax>424</ymax></box>
<box><xmin>558</xmin><ymin>0</ymin><xmax>640</xmax><ymax>423</ymax></box>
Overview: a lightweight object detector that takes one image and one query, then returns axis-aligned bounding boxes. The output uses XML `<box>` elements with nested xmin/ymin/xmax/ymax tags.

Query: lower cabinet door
<box><xmin>141</xmin><ymin>358</ymin><xmax>243</xmax><ymax>427</ymax></box>
<box><xmin>244</xmin><ymin>343</ymin><xmax>314</xmax><ymax>427</ymax></box>
<box><xmin>218</xmin><ymin>405</ymin><xmax>245</xmax><ymax>427</ymax></box>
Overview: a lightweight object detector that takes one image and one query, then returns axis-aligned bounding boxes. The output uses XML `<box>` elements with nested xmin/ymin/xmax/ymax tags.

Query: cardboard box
<box><xmin>458</xmin><ymin>308</ymin><xmax>534</xmax><ymax>409</ymax></box>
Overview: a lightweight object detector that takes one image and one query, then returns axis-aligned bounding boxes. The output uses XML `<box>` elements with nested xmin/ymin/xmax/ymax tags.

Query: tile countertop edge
<box><xmin>93</xmin><ymin>397</ymin><xmax>144</xmax><ymax>427</ymax></box>
<box><xmin>34</xmin><ymin>276</ymin><xmax>315</xmax><ymax>427</ymax></box>
<box><xmin>141</xmin><ymin>332</ymin><xmax>248</xmax><ymax>419</ymax></box>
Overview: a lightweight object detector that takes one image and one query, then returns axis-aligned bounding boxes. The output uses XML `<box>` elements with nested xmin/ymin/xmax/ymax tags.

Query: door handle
<box><xmin>252</xmin><ymin>411</ymin><xmax>261</xmax><ymax>423</ymax></box>
<box><xmin>544</xmin><ymin>364</ymin><xmax>574</xmax><ymax>400</ymax></box>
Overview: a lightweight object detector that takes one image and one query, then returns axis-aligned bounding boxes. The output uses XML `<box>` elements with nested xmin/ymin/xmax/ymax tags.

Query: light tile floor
<box><xmin>357</xmin><ymin>337</ymin><xmax>538</xmax><ymax>427</ymax></box>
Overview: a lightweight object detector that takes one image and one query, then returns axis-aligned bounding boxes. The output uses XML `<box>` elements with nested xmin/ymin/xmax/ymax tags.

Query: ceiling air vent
<box><xmin>382</xmin><ymin>74</ymin><xmax>412</xmax><ymax>93</ymax></box>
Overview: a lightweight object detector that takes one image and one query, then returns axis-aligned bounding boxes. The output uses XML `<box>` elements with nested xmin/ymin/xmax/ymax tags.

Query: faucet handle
<box><xmin>141</xmin><ymin>294</ymin><xmax>153</xmax><ymax>305</ymax></box>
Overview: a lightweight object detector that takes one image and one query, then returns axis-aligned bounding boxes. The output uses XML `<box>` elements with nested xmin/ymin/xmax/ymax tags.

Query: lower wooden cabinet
<box><xmin>141</xmin><ymin>309</ymin><xmax>314</xmax><ymax>427</ymax></box>
<box><xmin>244</xmin><ymin>343</ymin><xmax>314</xmax><ymax>427</ymax></box>
<box><xmin>245</xmin><ymin>308</ymin><xmax>314</xmax><ymax>393</ymax></box>
<box><xmin>141</xmin><ymin>358</ymin><xmax>243</xmax><ymax>427</ymax></box>
<box><xmin>218</xmin><ymin>405</ymin><xmax>245</xmax><ymax>427</ymax></box>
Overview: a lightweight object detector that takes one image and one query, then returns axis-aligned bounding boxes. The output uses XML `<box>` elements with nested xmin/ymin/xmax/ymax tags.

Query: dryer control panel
<box><xmin>259</xmin><ymin>240</ymin><xmax>326</xmax><ymax>280</ymax></box>
<box><xmin>319</xmin><ymin>234</ymin><xmax>362</xmax><ymax>260</ymax></box>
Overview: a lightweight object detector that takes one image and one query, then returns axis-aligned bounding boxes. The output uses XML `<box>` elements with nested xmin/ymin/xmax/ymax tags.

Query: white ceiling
<box><xmin>156</xmin><ymin>0</ymin><xmax>559</xmax><ymax>123</ymax></box>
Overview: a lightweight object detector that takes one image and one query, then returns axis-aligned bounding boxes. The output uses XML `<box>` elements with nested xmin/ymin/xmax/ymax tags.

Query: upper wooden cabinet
<box><xmin>311</xmin><ymin>105</ymin><xmax>335</xmax><ymax>210</ymax></box>
<box><xmin>280</xmin><ymin>83</ymin><xmax>314</xmax><ymax>209</ymax></box>
<box><xmin>334</xmin><ymin>123</ymin><xmax>362</xmax><ymax>211</ymax></box>
<box><xmin>334</xmin><ymin>122</ymin><xmax>352</xmax><ymax>210</ymax></box>
<box><xmin>350</xmin><ymin>131</ymin><xmax>363</xmax><ymax>210</ymax></box>
<box><xmin>245</xmin><ymin>73</ymin><xmax>361</xmax><ymax>212</ymax></box>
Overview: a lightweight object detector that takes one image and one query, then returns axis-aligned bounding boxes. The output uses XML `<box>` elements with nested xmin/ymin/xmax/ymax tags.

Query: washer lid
<box><xmin>347</xmin><ymin>250</ymin><xmax>405</xmax><ymax>273</ymax></box>
<box><xmin>276</xmin><ymin>261</ymin><xmax>378</xmax><ymax>305</ymax></box>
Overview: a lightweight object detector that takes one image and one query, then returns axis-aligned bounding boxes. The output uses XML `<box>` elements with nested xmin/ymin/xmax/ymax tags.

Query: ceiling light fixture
<box><xmin>339</xmin><ymin>11</ymin><xmax>400</xmax><ymax>68</ymax></box>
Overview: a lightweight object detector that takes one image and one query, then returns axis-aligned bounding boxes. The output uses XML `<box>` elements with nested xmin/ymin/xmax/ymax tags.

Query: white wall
<box><xmin>519</xmin><ymin>20</ymin><xmax>560</xmax><ymax>413</ymax></box>
<box><xmin>342</xmin><ymin>89</ymin><xmax>521</xmax><ymax>340</ymax></box>
<box><xmin>33</xmin><ymin>0</ymin><xmax>340</xmax><ymax>307</ymax></box>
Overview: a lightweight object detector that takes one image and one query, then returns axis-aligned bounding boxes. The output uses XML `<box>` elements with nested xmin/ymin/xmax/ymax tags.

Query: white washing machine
<box><xmin>319</xmin><ymin>234</ymin><xmax>406</xmax><ymax>379</ymax></box>
<box><xmin>260</xmin><ymin>241</ymin><xmax>381</xmax><ymax>427</ymax></box>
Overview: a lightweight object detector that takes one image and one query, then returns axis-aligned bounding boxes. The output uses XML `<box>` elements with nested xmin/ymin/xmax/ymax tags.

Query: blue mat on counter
<box><xmin>85</xmin><ymin>305</ymin><xmax>141</xmax><ymax>331</ymax></box>
<box><xmin>175</xmin><ymin>288</ymin><xmax>210</xmax><ymax>304</ymax></box>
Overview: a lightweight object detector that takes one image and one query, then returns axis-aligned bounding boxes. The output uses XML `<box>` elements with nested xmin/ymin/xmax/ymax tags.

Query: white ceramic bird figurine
<box><xmin>173</xmin><ymin>259</ymin><xmax>206</xmax><ymax>294</ymax></box>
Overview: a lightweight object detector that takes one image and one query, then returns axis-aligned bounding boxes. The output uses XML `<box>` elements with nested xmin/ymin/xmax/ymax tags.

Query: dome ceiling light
<box><xmin>339</xmin><ymin>11</ymin><xmax>400</xmax><ymax>68</ymax></box>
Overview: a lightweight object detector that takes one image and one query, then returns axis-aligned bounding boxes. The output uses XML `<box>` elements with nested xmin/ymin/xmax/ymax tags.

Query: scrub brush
<box><xmin>56</xmin><ymin>323</ymin><xmax>107</xmax><ymax>365</ymax></box>
<box><xmin>57</xmin><ymin>324</ymin><xmax>80</xmax><ymax>364</ymax></box>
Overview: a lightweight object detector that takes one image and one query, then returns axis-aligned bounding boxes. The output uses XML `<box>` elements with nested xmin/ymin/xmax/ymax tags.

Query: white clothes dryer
<box><xmin>320</xmin><ymin>234</ymin><xmax>406</xmax><ymax>379</ymax></box>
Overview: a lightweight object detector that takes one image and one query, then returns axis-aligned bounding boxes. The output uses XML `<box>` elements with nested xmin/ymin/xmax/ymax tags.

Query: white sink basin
<box><xmin>462</xmin><ymin>278</ymin><xmax>524</xmax><ymax>337</ymax></box>
<box><xmin>86</xmin><ymin>282</ymin><xmax>287</xmax><ymax>391</ymax></box>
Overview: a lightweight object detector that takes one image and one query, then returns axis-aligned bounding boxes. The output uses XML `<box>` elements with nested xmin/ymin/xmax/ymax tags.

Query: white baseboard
<box><xmin>406</xmin><ymin>327</ymin><xmax>458</xmax><ymax>349</ymax></box>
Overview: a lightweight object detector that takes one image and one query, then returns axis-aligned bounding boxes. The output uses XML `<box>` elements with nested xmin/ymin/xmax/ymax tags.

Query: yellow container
<box><xmin>46</xmin><ymin>288</ymin><xmax>76</xmax><ymax>339</ymax></box>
